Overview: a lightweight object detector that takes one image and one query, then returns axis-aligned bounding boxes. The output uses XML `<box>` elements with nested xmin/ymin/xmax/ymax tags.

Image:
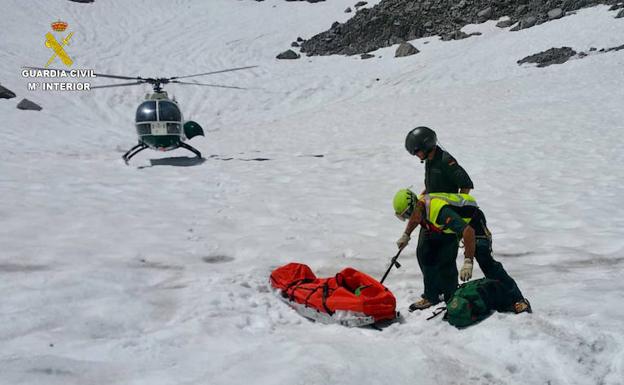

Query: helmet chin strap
<box><xmin>420</xmin><ymin>147</ymin><xmax>434</xmax><ymax>163</ymax></box>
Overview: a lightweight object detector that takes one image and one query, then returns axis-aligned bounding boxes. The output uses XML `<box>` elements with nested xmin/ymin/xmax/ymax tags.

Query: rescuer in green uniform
<box><xmin>397</xmin><ymin>126</ymin><xmax>474</xmax><ymax>310</ymax></box>
<box><xmin>393</xmin><ymin>190</ymin><xmax>531</xmax><ymax>314</ymax></box>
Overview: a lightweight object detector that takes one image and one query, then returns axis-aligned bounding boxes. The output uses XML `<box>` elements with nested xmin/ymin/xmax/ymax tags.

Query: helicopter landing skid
<box><xmin>178</xmin><ymin>142</ymin><xmax>202</xmax><ymax>158</ymax></box>
<box><xmin>122</xmin><ymin>143</ymin><xmax>148</xmax><ymax>164</ymax></box>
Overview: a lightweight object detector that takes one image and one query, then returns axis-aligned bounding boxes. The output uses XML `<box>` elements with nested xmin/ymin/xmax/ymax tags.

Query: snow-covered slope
<box><xmin>1</xmin><ymin>1</ymin><xmax>623</xmax><ymax>384</ymax></box>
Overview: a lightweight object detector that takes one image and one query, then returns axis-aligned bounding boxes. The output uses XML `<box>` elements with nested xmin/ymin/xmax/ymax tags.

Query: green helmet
<box><xmin>393</xmin><ymin>188</ymin><xmax>416</xmax><ymax>221</ymax></box>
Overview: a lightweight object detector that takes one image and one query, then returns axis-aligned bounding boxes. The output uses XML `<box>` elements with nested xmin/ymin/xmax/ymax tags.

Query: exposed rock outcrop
<box><xmin>0</xmin><ymin>84</ymin><xmax>16</xmax><ymax>99</ymax></box>
<box><xmin>276</xmin><ymin>49</ymin><xmax>301</xmax><ymax>59</ymax></box>
<box><xmin>395</xmin><ymin>42</ymin><xmax>419</xmax><ymax>57</ymax></box>
<box><xmin>300</xmin><ymin>0</ymin><xmax>619</xmax><ymax>56</ymax></box>
<box><xmin>17</xmin><ymin>99</ymin><xmax>42</xmax><ymax>111</ymax></box>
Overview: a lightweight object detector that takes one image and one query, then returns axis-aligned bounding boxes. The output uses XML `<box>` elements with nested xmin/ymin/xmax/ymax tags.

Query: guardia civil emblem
<box><xmin>45</xmin><ymin>20</ymin><xmax>74</xmax><ymax>67</ymax></box>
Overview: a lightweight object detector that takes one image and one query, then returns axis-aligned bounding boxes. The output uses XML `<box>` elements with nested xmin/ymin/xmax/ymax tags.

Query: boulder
<box><xmin>511</xmin><ymin>16</ymin><xmax>537</xmax><ymax>31</ymax></box>
<box><xmin>548</xmin><ymin>8</ymin><xmax>564</xmax><ymax>19</ymax></box>
<box><xmin>617</xmin><ymin>9</ymin><xmax>624</xmax><ymax>18</ymax></box>
<box><xmin>521</xmin><ymin>16</ymin><xmax>538</xmax><ymax>28</ymax></box>
<box><xmin>17</xmin><ymin>98</ymin><xmax>42</xmax><ymax>111</ymax></box>
<box><xmin>276</xmin><ymin>49</ymin><xmax>301</xmax><ymax>59</ymax></box>
<box><xmin>0</xmin><ymin>84</ymin><xmax>16</xmax><ymax>99</ymax></box>
<box><xmin>517</xmin><ymin>47</ymin><xmax>577</xmax><ymax>67</ymax></box>
<box><xmin>477</xmin><ymin>7</ymin><xmax>493</xmax><ymax>22</ymax></box>
<box><xmin>354</xmin><ymin>1</ymin><xmax>367</xmax><ymax>8</ymax></box>
<box><xmin>360</xmin><ymin>53</ymin><xmax>375</xmax><ymax>59</ymax></box>
<box><xmin>345</xmin><ymin>7</ymin><xmax>352</xmax><ymax>13</ymax></box>
<box><xmin>395</xmin><ymin>42</ymin><xmax>419</xmax><ymax>57</ymax></box>
<box><xmin>496</xmin><ymin>19</ymin><xmax>515</xmax><ymax>28</ymax></box>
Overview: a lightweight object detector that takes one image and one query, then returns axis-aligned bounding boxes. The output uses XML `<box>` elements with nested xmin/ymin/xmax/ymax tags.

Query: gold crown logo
<box><xmin>51</xmin><ymin>20</ymin><xmax>68</xmax><ymax>32</ymax></box>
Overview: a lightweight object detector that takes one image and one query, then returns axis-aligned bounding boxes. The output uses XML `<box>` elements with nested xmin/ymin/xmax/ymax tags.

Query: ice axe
<box><xmin>380</xmin><ymin>246</ymin><xmax>405</xmax><ymax>285</ymax></box>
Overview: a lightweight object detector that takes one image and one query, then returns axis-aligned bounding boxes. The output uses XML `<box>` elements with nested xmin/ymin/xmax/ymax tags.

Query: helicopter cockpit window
<box><xmin>136</xmin><ymin>101</ymin><xmax>157</xmax><ymax>122</ymax></box>
<box><xmin>158</xmin><ymin>101</ymin><xmax>182</xmax><ymax>122</ymax></box>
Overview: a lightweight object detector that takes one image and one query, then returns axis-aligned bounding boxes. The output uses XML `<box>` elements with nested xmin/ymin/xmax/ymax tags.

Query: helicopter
<box><xmin>25</xmin><ymin>65</ymin><xmax>257</xmax><ymax>163</ymax></box>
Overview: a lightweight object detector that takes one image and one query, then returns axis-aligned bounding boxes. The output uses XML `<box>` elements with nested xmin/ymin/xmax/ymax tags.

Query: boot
<box><xmin>409</xmin><ymin>297</ymin><xmax>439</xmax><ymax>312</ymax></box>
<box><xmin>513</xmin><ymin>298</ymin><xmax>532</xmax><ymax>314</ymax></box>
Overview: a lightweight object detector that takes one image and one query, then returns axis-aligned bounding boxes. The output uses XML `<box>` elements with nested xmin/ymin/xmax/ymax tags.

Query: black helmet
<box><xmin>405</xmin><ymin>126</ymin><xmax>437</xmax><ymax>156</ymax></box>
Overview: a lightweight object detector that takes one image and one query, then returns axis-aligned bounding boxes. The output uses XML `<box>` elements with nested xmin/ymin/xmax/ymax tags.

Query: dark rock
<box><xmin>68</xmin><ymin>0</ymin><xmax>94</xmax><ymax>3</ymax></box>
<box><xmin>297</xmin><ymin>37</ymin><xmax>304</xmax><ymax>42</ymax></box>
<box><xmin>442</xmin><ymin>30</ymin><xmax>480</xmax><ymax>41</ymax></box>
<box><xmin>589</xmin><ymin>47</ymin><xmax>597</xmax><ymax>51</ymax></box>
<box><xmin>361</xmin><ymin>53</ymin><xmax>375</xmax><ymax>59</ymax></box>
<box><xmin>548</xmin><ymin>8</ymin><xmax>564</xmax><ymax>19</ymax></box>
<box><xmin>517</xmin><ymin>47</ymin><xmax>577</xmax><ymax>67</ymax></box>
<box><xmin>355</xmin><ymin>1</ymin><xmax>368</xmax><ymax>7</ymax></box>
<box><xmin>521</xmin><ymin>16</ymin><xmax>538</xmax><ymax>28</ymax></box>
<box><xmin>442</xmin><ymin>30</ymin><xmax>467</xmax><ymax>40</ymax></box>
<box><xmin>496</xmin><ymin>19</ymin><xmax>515</xmax><ymax>28</ymax></box>
<box><xmin>0</xmin><ymin>84</ymin><xmax>16</xmax><ymax>99</ymax></box>
<box><xmin>345</xmin><ymin>7</ymin><xmax>352</xmax><ymax>13</ymax></box>
<box><xmin>291</xmin><ymin>41</ymin><xmax>300</xmax><ymax>47</ymax></box>
<box><xmin>605</xmin><ymin>43</ymin><xmax>624</xmax><ymax>52</ymax></box>
<box><xmin>511</xmin><ymin>15</ymin><xmax>537</xmax><ymax>31</ymax></box>
<box><xmin>276</xmin><ymin>49</ymin><xmax>301</xmax><ymax>59</ymax></box>
<box><xmin>17</xmin><ymin>98</ymin><xmax>42</xmax><ymax>111</ymax></box>
<box><xmin>395</xmin><ymin>42</ymin><xmax>419</xmax><ymax>57</ymax></box>
<box><xmin>300</xmin><ymin>0</ymin><xmax>621</xmax><ymax>56</ymax></box>
<box><xmin>617</xmin><ymin>9</ymin><xmax>624</xmax><ymax>17</ymax></box>
<box><xmin>477</xmin><ymin>7</ymin><xmax>493</xmax><ymax>22</ymax></box>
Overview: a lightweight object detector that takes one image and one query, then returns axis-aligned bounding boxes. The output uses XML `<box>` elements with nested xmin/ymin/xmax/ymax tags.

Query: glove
<box><xmin>460</xmin><ymin>258</ymin><xmax>473</xmax><ymax>282</ymax></box>
<box><xmin>396</xmin><ymin>233</ymin><xmax>410</xmax><ymax>249</ymax></box>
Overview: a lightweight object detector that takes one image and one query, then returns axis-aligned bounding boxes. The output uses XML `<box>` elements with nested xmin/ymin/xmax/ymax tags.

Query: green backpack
<box><xmin>445</xmin><ymin>278</ymin><xmax>510</xmax><ymax>328</ymax></box>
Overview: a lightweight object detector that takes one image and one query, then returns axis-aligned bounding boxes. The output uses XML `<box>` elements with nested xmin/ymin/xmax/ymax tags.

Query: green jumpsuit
<box><xmin>418</xmin><ymin>146</ymin><xmax>473</xmax><ymax>303</ymax></box>
<box><xmin>434</xmin><ymin>206</ymin><xmax>525</xmax><ymax>303</ymax></box>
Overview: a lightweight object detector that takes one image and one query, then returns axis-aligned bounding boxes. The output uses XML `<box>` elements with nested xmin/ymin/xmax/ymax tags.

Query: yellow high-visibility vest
<box><xmin>421</xmin><ymin>193</ymin><xmax>478</xmax><ymax>234</ymax></box>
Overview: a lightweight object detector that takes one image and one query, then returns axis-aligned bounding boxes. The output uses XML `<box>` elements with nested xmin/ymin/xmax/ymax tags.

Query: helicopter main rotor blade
<box><xmin>90</xmin><ymin>81</ymin><xmax>146</xmax><ymax>89</ymax></box>
<box><xmin>170</xmin><ymin>65</ymin><xmax>258</xmax><ymax>80</ymax></box>
<box><xmin>92</xmin><ymin>72</ymin><xmax>143</xmax><ymax>80</ymax></box>
<box><xmin>170</xmin><ymin>80</ymin><xmax>247</xmax><ymax>90</ymax></box>
<box><xmin>23</xmin><ymin>66</ymin><xmax>143</xmax><ymax>81</ymax></box>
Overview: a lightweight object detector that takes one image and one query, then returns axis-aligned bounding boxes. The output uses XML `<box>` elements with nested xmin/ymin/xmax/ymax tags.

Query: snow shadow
<box><xmin>202</xmin><ymin>255</ymin><xmax>235</xmax><ymax>264</ymax></box>
<box><xmin>207</xmin><ymin>155</ymin><xmax>272</xmax><ymax>162</ymax></box>
<box><xmin>139</xmin><ymin>156</ymin><xmax>206</xmax><ymax>168</ymax></box>
<box><xmin>135</xmin><ymin>259</ymin><xmax>185</xmax><ymax>271</ymax></box>
<box><xmin>0</xmin><ymin>263</ymin><xmax>48</xmax><ymax>273</ymax></box>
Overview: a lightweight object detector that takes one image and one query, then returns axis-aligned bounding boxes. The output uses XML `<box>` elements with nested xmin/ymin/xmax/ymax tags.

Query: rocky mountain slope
<box><xmin>301</xmin><ymin>0</ymin><xmax>623</xmax><ymax>55</ymax></box>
